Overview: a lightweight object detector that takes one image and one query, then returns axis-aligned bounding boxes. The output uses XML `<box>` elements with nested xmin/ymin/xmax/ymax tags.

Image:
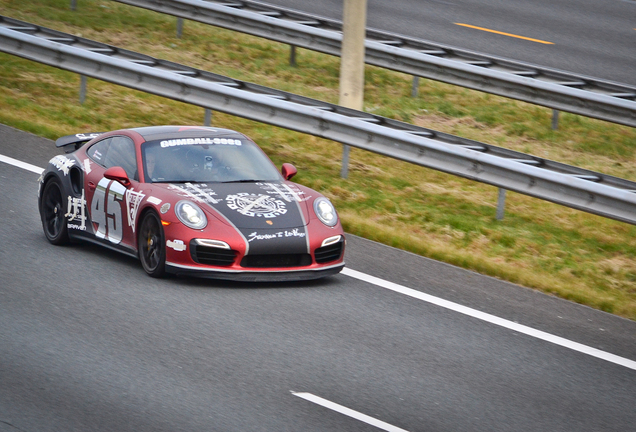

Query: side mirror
<box><xmin>104</xmin><ymin>166</ymin><xmax>131</xmax><ymax>187</ymax></box>
<box><xmin>281</xmin><ymin>163</ymin><xmax>297</xmax><ymax>180</ymax></box>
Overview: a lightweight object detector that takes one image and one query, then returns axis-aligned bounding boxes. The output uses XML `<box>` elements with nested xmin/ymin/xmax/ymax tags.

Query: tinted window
<box><xmin>87</xmin><ymin>136</ymin><xmax>138</xmax><ymax>180</ymax></box>
<box><xmin>142</xmin><ymin>136</ymin><xmax>281</xmax><ymax>183</ymax></box>
<box><xmin>87</xmin><ymin>138</ymin><xmax>111</xmax><ymax>165</ymax></box>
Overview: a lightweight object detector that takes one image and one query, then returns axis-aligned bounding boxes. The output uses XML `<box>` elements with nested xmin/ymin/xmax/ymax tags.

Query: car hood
<box><xmin>156</xmin><ymin>181</ymin><xmax>311</xmax><ymax>230</ymax></box>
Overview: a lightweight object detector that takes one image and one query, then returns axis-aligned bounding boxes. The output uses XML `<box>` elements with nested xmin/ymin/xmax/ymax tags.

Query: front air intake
<box><xmin>314</xmin><ymin>241</ymin><xmax>344</xmax><ymax>264</ymax></box>
<box><xmin>191</xmin><ymin>243</ymin><xmax>237</xmax><ymax>266</ymax></box>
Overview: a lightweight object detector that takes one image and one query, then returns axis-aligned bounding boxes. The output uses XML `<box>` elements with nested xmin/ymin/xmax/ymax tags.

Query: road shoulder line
<box><xmin>342</xmin><ymin>267</ymin><xmax>636</xmax><ymax>370</ymax></box>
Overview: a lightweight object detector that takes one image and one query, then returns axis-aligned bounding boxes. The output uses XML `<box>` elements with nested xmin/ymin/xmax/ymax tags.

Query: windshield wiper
<box><xmin>220</xmin><ymin>179</ymin><xmax>266</xmax><ymax>183</ymax></box>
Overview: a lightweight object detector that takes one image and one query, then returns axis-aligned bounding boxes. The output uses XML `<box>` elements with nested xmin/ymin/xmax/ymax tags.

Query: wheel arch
<box><xmin>136</xmin><ymin>205</ymin><xmax>161</xmax><ymax>247</ymax></box>
<box><xmin>136</xmin><ymin>205</ymin><xmax>167</xmax><ymax>277</ymax></box>
<box><xmin>38</xmin><ymin>171</ymin><xmax>63</xmax><ymax>211</ymax></box>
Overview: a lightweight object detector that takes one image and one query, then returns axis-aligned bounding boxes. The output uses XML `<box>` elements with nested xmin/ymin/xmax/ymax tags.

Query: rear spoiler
<box><xmin>55</xmin><ymin>132</ymin><xmax>104</xmax><ymax>153</ymax></box>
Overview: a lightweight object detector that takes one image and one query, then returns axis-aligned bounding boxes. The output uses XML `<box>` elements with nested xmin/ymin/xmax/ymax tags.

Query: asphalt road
<box><xmin>263</xmin><ymin>0</ymin><xmax>636</xmax><ymax>86</ymax></box>
<box><xmin>1</xmin><ymin>124</ymin><xmax>635</xmax><ymax>431</ymax></box>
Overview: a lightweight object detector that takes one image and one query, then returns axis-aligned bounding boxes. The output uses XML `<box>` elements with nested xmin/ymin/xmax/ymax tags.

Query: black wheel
<box><xmin>40</xmin><ymin>178</ymin><xmax>69</xmax><ymax>245</ymax></box>
<box><xmin>138</xmin><ymin>211</ymin><xmax>166</xmax><ymax>277</ymax></box>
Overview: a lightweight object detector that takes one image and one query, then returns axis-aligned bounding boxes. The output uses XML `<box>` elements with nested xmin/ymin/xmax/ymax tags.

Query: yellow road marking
<box><xmin>455</xmin><ymin>23</ymin><xmax>554</xmax><ymax>45</ymax></box>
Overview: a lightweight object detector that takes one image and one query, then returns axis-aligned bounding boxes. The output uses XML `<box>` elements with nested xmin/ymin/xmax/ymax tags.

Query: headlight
<box><xmin>175</xmin><ymin>200</ymin><xmax>207</xmax><ymax>230</ymax></box>
<box><xmin>313</xmin><ymin>197</ymin><xmax>338</xmax><ymax>227</ymax></box>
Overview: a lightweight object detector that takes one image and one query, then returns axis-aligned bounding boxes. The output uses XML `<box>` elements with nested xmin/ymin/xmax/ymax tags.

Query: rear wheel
<box><xmin>138</xmin><ymin>211</ymin><xmax>166</xmax><ymax>277</ymax></box>
<box><xmin>41</xmin><ymin>178</ymin><xmax>69</xmax><ymax>245</ymax></box>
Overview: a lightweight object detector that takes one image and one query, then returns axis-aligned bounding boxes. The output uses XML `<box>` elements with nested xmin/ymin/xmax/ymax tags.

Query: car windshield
<box><xmin>142</xmin><ymin>136</ymin><xmax>282</xmax><ymax>183</ymax></box>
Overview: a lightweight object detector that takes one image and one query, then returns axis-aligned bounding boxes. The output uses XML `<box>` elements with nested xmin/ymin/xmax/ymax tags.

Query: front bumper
<box><xmin>165</xmin><ymin>261</ymin><xmax>345</xmax><ymax>282</ymax></box>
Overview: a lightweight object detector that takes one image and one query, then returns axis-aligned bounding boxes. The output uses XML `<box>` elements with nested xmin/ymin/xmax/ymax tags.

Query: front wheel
<box><xmin>138</xmin><ymin>211</ymin><xmax>166</xmax><ymax>278</ymax></box>
<box><xmin>40</xmin><ymin>178</ymin><xmax>70</xmax><ymax>245</ymax></box>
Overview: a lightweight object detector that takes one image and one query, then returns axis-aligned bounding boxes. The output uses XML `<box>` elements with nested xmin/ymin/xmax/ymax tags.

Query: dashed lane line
<box><xmin>291</xmin><ymin>392</ymin><xmax>410</xmax><ymax>432</ymax></box>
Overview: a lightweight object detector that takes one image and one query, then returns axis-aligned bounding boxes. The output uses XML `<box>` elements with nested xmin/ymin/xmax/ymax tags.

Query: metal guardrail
<box><xmin>2</xmin><ymin>16</ymin><xmax>636</xmax><ymax>225</ymax></box>
<box><xmin>112</xmin><ymin>0</ymin><xmax>636</xmax><ymax>128</ymax></box>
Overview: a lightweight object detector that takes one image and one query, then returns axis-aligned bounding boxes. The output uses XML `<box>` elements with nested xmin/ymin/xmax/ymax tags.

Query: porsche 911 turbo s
<box><xmin>38</xmin><ymin>126</ymin><xmax>345</xmax><ymax>281</ymax></box>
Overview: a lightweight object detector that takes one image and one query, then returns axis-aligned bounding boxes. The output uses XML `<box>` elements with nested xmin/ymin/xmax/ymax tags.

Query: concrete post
<box><xmin>339</xmin><ymin>0</ymin><xmax>367</xmax><ymax>179</ymax></box>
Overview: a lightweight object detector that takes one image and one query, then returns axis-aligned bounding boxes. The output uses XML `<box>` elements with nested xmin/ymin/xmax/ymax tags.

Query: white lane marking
<box><xmin>291</xmin><ymin>391</ymin><xmax>410</xmax><ymax>432</ymax></box>
<box><xmin>342</xmin><ymin>268</ymin><xmax>636</xmax><ymax>371</ymax></box>
<box><xmin>0</xmin><ymin>154</ymin><xmax>44</xmax><ymax>174</ymax></box>
<box><xmin>2</xmin><ymin>155</ymin><xmax>634</xmax><ymax>371</ymax></box>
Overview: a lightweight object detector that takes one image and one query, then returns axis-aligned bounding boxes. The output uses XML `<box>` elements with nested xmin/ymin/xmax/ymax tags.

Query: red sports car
<box><xmin>38</xmin><ymin>126</ymin><xmax>345</xmax><ymax>281</ymax></box>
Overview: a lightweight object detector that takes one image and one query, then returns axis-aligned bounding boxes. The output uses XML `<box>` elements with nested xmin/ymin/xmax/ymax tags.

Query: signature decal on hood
<box><xmin>226</xmin><ymin>193</ymin><xmax>287</xmax><ymax>218</ymax></box>
<box><xmin>247</xmin><ymin>228</ymin><xmax>306</xmax><ymax>242</ymax></box>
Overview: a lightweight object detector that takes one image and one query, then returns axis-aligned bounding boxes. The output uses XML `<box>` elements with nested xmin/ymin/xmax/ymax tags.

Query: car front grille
<box><xmin>240</xmin><ymin>254</ymin><xmax>312</xmax><ymax>268</ymax></box>
<box><xmin>314</xmin><ymin>241</ymin><xmax>344</xmax><ymax>264</ymax></box>
<box><xmin>191</xmin><ymin>244</ymin><xmax>237</xmax><ymax>266</ymax></box>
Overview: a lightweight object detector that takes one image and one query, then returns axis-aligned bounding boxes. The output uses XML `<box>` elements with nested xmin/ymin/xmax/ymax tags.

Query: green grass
<box><xmin>2</xmin><ymin>0</ymin><xmax>636</xmax><ymax>319</ymax></box>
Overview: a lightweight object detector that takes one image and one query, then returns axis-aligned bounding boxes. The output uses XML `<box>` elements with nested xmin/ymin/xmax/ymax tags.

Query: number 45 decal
<box><xmin>91</xmin><ymin>177</ymin><xmax>126</xmax><ymax>244</ymax></box>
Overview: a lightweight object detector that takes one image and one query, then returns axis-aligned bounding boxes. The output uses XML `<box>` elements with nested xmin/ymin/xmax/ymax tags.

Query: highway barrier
<box><xmin>2</xmin><ymin>16</ymin><xmax>636</xmax><ymax>225</ymax></box>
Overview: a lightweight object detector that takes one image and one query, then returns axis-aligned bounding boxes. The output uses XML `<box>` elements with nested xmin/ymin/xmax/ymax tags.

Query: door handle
<box><xmin>88</xmin><ymin>181</ymin><xmax>96</xmax><ymax>191</ymax></box>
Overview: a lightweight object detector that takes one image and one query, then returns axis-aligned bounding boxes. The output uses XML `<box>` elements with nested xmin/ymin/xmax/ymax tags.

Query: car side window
<box><xmin>87</xmin><ymin>137</ymin><xmax>111</xmax><ymax>166</ymax></box>
<box><xmin>88</xmin><ymin>136</ymin><xmax>138</xmax><ymax>181</ymax></box>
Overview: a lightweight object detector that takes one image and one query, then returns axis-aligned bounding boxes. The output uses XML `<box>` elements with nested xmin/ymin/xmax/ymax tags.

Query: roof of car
<box><xmin>130</xmin><ymin>125</ymin><xmax>246</xmax><ymax>141</ymax></box>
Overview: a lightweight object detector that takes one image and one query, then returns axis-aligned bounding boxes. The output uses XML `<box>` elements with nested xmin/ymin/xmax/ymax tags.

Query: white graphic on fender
<box><xmin>65</xmin><ymin>189</ymin><xmax>86</xmax><ymax>231</ymax></box>
<box><xmin>125</xmin><ymin>188</ymin><xmax>146</xmax><ymax>233</ymax></box>
<box><xmin>167</xmin><ymin>239</ymin><xmax>187</xmax><ymax>251</ymax></box>
<box><xmin>226</xmin><ymin>193</ymin><xmax>287</xmax><ymax>218</ymax></box>
<box><xmin>247</xmin><ymin>228</ymin><xmax>306</xmax><ymax>242</ymax></box>
<box><xmin>37</xmin><ymin>174</ymin><xmax>44</xmax><ymax>198</ymax></box>
<box><xmin>50</xmin><ymin>155</ymin><xmax>75</xmax><ymax>175</ymax></box>
<box><xmin>83</xmin><ymin>158</ymin><xmax>92</xmax><ymax>174</ymax></box>
<box><xmin>147</xmin><ymin>196</ymin><xmax>162</xmax><ymax>205</ymax></box>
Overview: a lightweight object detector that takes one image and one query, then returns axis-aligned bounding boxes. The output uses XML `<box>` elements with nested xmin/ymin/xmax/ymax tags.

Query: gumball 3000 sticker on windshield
<box><xmin>225</xmin><ymin>193</ymin><xmax>287</xmax><ymax>218</ymax></box>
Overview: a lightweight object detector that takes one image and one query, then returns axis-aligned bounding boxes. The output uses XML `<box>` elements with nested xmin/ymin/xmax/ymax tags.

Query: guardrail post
<box><xmin>552</xmin><ymin>109</ymin><xmax>559</xmax><ymax>130</ymax></box>
<box><xmin>496</xmin><ymin>188</ymin><xmax>507</xmax><ymax>220</ymax></box>
<box><xmin>176</xmin><ymin>18</ymin><xmax>183</xmax><ymax>39</ymax></box>
<box><xmin>411</xmin><ymin>76</ymin><xmax>419</xmax><ymax>97</ymax></box>
<box><xmin>340</xmin><ymin>145</ymin><xmax>351</xmax><ymax>178</ymax></box>
<box><xmin>70</xmin><ymin>0</ymin><xmax>76</xmax><ymax>10</ymax></box>
<box><xmin>204</xmin><ymin>108</ymin><xmax>212</xmax><ymax>126</ymax></box>
<box><xmin>290</xmin><ymin>45</ymin><xmax>296</xmax><ymax>66</ymax></box>
<box><xmin>79</xmin><ymin>74</ymin><xmax>87</xmax><ymax>104</ymax></box>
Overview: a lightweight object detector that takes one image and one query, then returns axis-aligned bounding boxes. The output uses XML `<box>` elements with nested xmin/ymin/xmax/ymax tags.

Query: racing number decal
<box><xmin>91</xmin><ymin>177</ymin><xmax>126</xmax><ymax>244</ymax></box>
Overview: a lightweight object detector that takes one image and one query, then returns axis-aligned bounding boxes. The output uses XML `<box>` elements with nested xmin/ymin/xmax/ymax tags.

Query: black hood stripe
<box><xmin>166</xmin><ymin>182</ymin><xmax>310</xmax><ymax>256</ymax></box>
